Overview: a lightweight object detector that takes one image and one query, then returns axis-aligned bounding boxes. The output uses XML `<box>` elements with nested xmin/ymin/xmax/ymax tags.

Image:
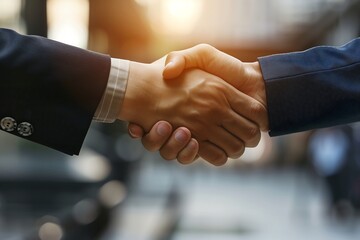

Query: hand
<box><xmin>128</xmin><ymin>121</ymin><xmax>199</xmax><ymax>165</ymax></box>
<box><xmin>128</xmin><ymin>45</ymin><xmax>269</xmax><ymax>165</ymax></box>
<box><xmin>119</xmin><ymin>60</ymin><xmax>266</xmax><ymax>165</ymax></box>
<box><xmin>127</xmin><ymin>57</ymin><xmax>200</xmax><ymax>165</ymax></box>
<box><xmin>163</xmin><ymin>44</ymin><xmax>268</xmax><ymax>130</ymax></box>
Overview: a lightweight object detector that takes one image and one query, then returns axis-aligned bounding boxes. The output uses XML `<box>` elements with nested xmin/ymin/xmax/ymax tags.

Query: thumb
<box><xmin>163</xmin><ymin>45</ymin><xmax>205</xmax><ymax>79</ymax></box>
<box><xmin>128</xmin><ymin>123</ymin><xmax>145</xmax><ymax>138</ymax></box>
<box><xmin>162</xmin><ymin>44</ymin><xmax>243</xmax><ymax>88</ymax></box>
<box><xmin>163</xmin><ymin>55</ymin><xmax>186</xmax><ymax>79</ymax></box>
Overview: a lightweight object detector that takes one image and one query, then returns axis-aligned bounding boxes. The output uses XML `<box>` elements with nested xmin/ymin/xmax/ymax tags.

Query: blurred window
<box><xmin>47</xmin><ymin>0</ymin><xmax>89</xmax><ymax>48</ymax></box>
<box><xmin>0</xmin><ymin>0</ymin><xmax>23</xmax><ymax>32</ymax></box>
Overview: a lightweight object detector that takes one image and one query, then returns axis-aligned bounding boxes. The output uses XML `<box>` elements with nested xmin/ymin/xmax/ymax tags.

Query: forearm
<box><xmin>117</xmin><ymin>61</ymin><xmax>161</xmax><ymax>130</ymax></box>
<box><xmin>258</xmin><ymin>38</ymin><xmax>360</xmax><ymax>136</ymax></box>
<box><xmin>243</xmin><ymin>61</ymin><xmax>267</xmax><ymax>109</ymax></box>
<box><xmin>0</xmin><ymin>28</ymin><xmax>110</xmax><ymax>154</ymax></box>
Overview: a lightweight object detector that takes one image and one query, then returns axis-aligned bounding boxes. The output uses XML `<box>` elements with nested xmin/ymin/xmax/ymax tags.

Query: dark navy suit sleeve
<box><xmin>258</xmin><ymin>38</ymin><xmax>360</xmax><ymax>136</ymax></box>
<box><xmin>0</xmin><ymin>29</ymin><xmax>110</xmax><ymax>155</ymax></box>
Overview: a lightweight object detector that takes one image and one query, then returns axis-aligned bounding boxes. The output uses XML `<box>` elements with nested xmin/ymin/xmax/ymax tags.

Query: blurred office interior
<box><xmin>0</xmin><ymin>0</ymin><xmax>360</xmax><ymax>239</ymax></box>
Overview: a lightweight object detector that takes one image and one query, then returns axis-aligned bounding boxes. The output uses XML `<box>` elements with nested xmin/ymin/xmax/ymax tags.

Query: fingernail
<box><xmin>128</xmin><ymin>125</ymin><xmax>139</xmax><ymax>138</ymax></box>
<box><xmin>175</xmin><ymin>130</ymin><xmax>187</xmax><ymax>143</ymax></box>
<box><xmin>157</xmin><ymin>122</ymin><xmax>170</xmax><ymax>136</ymax></box>
<box><xmin>128</xmin><ymin>127</ymin><xmax>135</xmax><ymax>137</ymax></box>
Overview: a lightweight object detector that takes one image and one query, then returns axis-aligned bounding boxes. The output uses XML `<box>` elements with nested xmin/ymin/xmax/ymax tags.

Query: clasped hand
<box><xmin>121</xmin><ymin>45</ymin><xmax>268</xmax><ymax>166</ymax></box>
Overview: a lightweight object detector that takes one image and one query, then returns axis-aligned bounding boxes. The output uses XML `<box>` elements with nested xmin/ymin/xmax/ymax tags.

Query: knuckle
<box><xmin>167</xmin><ymin>51</ymin><xmax>178</xmax><ymax>59</ymax></box>
<box><xmin>229</xmin><ymin>145</ymin><xmax>245</xmax><ymax>159</ymax></box>
<box><xmin>247</xmin><ymin>126</ymin><xmax>260</xmax><ymax>139</ymax></box>
<box><xmin>209</xmin><ymin>80</ymin><xmax>225</xmax><ymax>90</ymax></box>
<box><xmin>178</xmin><ymin>155</ymin><xmax>192</xmax><ymax>165</ymax></box>
<box><xmin>247</xmin><ymin>131</ymin><xmax>261</xmax><ymax>147</ymax></box>
<box><xmin>177</xmin><ymin>144</ymin><xmax>197</xmax><ymax>164</ymax></box>
<box><xmin>142</xmin><ymin>139</ymin><xmax>159</xmax><ymax>152</ymax></box>
<box><xmin>197</xmin><ymin>43</ymin><xmax>214</xmax><ymax>55</ymax></box>
<box><xmin>239</xmin><ymin>146</ymin><xmax>246</xmax><ymax>157</ymax></box>
<box><xmin>160</xmin><ymin>151</ymin><xmax>176</xmax><ymax>161</ymax></box>
<box><xmin>250</xmin><ymin>101</ymin><xmax>266</xmax><ymax>118</ymax></box>
<box><xmin>213</xmin><ymin>156</ymin><xmax>228</xmax><ymax>166</ymax></box>
<box><xmin>199</xmin><ymin>142</ymin><xmax>227</xmax><ymax>166</ymax></box>
<box><xmin>243</xmin><ymin>127</ymin><xmax>261</xmax><ymax>147</ymax></box>
<box><xmin>228</xmin><ymin>140</ymin><xmax>245</xmax><ymax>156</ymax></box>
<box><xmin>160</xmin><ymin>144</ymin><xmax>178</xmax><ymax>160</ymax></box>
<box><xmin>197</xmin><ymin>43</ymin><xmax>211</xmax><ymax>50</ymax></box>
<box><xmin>208</xmin><ymin>152</ymin><xmax>227</xmax><ymax>166</ymax></box>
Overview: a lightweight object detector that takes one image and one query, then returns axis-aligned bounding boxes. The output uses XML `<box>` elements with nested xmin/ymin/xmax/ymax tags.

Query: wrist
<box><xmin>244</xmin><ymin>61</ymin><xmax>266</xmax><ymax>106</ymax></box>
<box><xmin>118</xmin><ymin>62</ymin><xmax>156</xmax><ymax>126</ymax></box>
<box><xmin>244</xmin><ymin>61</ymin><xmax>269</xmax><ymax>131</ymax></box>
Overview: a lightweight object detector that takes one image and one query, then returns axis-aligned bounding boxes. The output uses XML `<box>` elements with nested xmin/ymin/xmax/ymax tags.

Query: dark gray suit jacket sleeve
<box><xmin>258</xmin><ymin>38</ymin><xmax>360</xmax><ymax>136</ymax></box>
<box><xmin>0</xmin><ymin>29</ymin><xmax>110</xmax><ymax>155</ymax></box>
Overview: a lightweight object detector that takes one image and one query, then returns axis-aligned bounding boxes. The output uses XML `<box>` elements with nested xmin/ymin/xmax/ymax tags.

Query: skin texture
<box><xmin>128</xmin><ymin>121</ymin><xmax>199</xmax><ymax>164</ymax></box>
<box><xmin>120</xmin><ymin>59</ymin><xmax>266</xmax><ymax>165</ymax></box>
<box><xmin>129</xmin><ymin>44</ymin><xmax>268</xmax><ymax>165</ymax></box>
<box><xmin>129</xmin><ymin>121</ymin><xmax>199</xmax><ymax>164</ymax></box>
<box><xmin>163</xmin><ymin>44</ymin><xmax>267</xmax><ymax>129</ymax></box>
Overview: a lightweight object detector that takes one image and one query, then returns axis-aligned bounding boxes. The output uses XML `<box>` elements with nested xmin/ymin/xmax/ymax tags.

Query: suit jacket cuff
<box><xmin>258</xmin><ymin>38</ymin><xmax>360</xmax><ymax>136</ymax></box>
<box><xmin>93</xmin><ymin>58</ymin><xmax>130</xmax><ymax>123</ymax></box>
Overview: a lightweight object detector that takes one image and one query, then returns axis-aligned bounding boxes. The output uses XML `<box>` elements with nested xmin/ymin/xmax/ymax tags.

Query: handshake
<box><xmin>118</xmin><ymin>44</ymin><xmax>268</xmax><ymax>166</ymax></box>
<box><xmin>2</xmin><ymin>29</ymin><xmax>356</xmax><ymax>160</ymax></box>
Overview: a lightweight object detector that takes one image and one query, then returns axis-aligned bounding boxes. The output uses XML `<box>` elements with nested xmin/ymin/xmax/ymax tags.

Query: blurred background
<box><xmin>0</xmin><ymin>0</ymin><xmax>360</xmax><ymax>239</ymax></box>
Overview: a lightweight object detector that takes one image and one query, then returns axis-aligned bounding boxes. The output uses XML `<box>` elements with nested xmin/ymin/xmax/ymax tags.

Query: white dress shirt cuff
<box><xmin>93</xmin><ymin>58</ymin><xmax>130</xmax><ymax>123</ymax></box>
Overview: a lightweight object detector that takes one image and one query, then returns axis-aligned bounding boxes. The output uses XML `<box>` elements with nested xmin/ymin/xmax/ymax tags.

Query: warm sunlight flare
<box><xmin>161</xmin><ymin>0</ymin><xmax>203</xmax><ymax>35</ymax></box>
<box><xmin>0</xmin><ymin>0</ymin><xmax>21</xmax><ymax>20</ymax></box>
<box><xmin>47</xmin><ymin>0</ymin><xmax>89</xmax><ymax>48</ymax></box>
<box><xmin>144</xmin><ymin>0</ymin><xmax>203</xmax><ymax>36</ymax></box>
